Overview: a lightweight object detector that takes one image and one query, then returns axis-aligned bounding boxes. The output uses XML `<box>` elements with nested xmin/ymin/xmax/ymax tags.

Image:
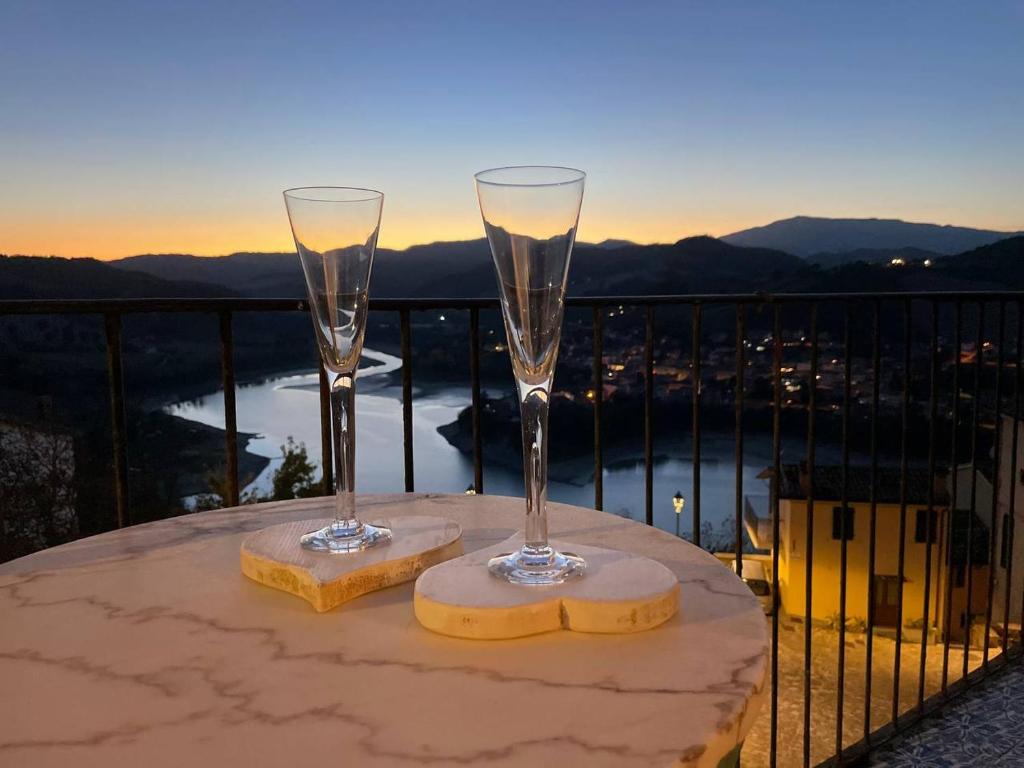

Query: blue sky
<box><xmin>1</xmin><ymin>0</ymin><xmax>1022</xmax><ymax>257</ymax></box>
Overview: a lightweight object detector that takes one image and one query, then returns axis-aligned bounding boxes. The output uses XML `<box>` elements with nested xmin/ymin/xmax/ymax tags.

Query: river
<box><xmin>166</xmin><ymin>348</ymin><xmax>771</xmax><ymax>542</ymax></box>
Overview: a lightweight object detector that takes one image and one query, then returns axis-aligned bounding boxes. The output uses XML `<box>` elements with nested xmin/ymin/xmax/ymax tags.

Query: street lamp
<box><xmin>672</xmin><ymin>491</ymin><xmax>685</xmax><ymax>538</ymax></box>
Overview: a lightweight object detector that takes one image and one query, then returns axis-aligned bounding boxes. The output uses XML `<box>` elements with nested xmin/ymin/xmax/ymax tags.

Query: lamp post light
<box><xmin>672</xmin><ymin>491</ymin><xmax>685</xmax><ymax>538</ymax></box>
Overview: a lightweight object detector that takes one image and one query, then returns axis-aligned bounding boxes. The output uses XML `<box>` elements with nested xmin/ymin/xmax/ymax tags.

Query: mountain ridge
<box><xmin>5</xmin><ymin>217</ymin><xmax>1022</xmax><ymax>300</ymax></box>
<box><xmin>107</xmin><ymin>236</ymin><xmax>805</xmax><ymax>299</ymax></box>
<box><xmin>0</xmin><ymin>254</ymin><xmax>242</xmax><ymax>300</ymax></box>
<box><xmin>723</xmin><ymin>215</ymin><xmax>1020</xmax><ymax>258</ymax></box>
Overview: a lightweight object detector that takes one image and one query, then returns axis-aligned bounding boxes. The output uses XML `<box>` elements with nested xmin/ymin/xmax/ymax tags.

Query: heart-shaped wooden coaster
<box><xmin>414</xmin><ymin>535</ymin><xmax>680</xmax><ymax>639</ymax></box>
<box><xmin>241</xmin><ymin>516</ymin><xmax>462</xmax><ymax>612</ymax></box>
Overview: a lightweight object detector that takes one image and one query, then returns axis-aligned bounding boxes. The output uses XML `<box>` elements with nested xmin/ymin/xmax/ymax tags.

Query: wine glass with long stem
<box><xmin>283</xmin><ymin>186</ymin><xmax>391</xmax><ymax>553</ymax></box>
<box><xmin>474</xmin><ymin>166</ymin><xmax>587</xmax><ymax>584</ymax></box>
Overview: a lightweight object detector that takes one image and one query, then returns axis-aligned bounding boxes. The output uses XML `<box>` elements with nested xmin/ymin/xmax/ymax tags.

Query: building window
<box><xmin>1001</xmin><ymin>514</ymin><xmax>1012</xmax><ymax>569</ymax></box>
<box><xmin>914</xmin><ymin>509</ymin><xmax>938</xmax><ymax>544</ymax></box>
<box><xmin>832</xmin><ymin>506</ymin><xmax>854</xmax><ymax>541</ymax></box>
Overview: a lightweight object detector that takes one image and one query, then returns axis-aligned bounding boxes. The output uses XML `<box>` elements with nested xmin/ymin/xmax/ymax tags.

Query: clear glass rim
<box><xmin>283</xmin><ymin>186</ymin><xmax>384</xmax><ymax>203</ymax></box>
<box><xmin>474</xmin><ymin>165</ymin><xmax>586</xmax><ymax>188</ymax></box>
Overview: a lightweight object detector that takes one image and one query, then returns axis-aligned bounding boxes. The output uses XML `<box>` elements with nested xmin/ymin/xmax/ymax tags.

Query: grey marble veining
<box><xmin>0</xmin><ymin>494</ymin><xmax>768</xmax><ymax>767</ymax></box>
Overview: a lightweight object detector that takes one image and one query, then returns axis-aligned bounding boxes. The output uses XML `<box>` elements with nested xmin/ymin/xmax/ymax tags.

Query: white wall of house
<box><xmin>954</xmin><ymin>462</ymin><xmax>994</xmax><ymax>516</ymax></box>
<box><xmin>994</xmin><ymin>415</ymin><xmax>1024</xmax><ymax>631</ymax></box>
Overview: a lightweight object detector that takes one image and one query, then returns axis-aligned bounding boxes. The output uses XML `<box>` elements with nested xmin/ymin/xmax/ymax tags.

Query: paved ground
<box><xmin>740</xmin><ymin>615</ymin><xmax>987</xmax><ymax>767</ymax></box>
<box><xmin>868</xmin><ymin>657</ymin><xmax>1024</xmax><ymax>767</ymax></box>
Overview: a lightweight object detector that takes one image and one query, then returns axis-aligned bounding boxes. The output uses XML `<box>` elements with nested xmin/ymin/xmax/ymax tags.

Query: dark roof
<box><xmin>777</xmin><ymin>463</ymin><xmax>950</xmax><ymax>505</ymax></box>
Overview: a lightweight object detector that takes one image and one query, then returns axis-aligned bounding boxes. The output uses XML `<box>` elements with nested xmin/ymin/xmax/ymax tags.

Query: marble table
<box><xmin>0</xmin><ymin>494</ymin><xmax>768</xmax><ymax>768</ymax></box>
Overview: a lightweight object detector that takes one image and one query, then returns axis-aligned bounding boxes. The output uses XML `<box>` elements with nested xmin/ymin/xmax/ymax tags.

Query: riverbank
<box><xmin>160</xmin><ymin>415</ymin><xmax>270</xmax><ymax>497</ymax></box>
<box><xmin>161</xmin><ymin>353</ymin><xmax>782</xmax><ymax>537</ymax></box>
<box><xmin>157</xmin><ymin>350</ymin><xmax>398</xmax><ymax>501</ymax></box>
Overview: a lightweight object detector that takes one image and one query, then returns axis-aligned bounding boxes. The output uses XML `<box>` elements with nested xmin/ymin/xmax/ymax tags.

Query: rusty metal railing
<box><xmin>2</xmin><ymin>290</ymin><xmax>1024</xmax><ymax>766</ymax></box>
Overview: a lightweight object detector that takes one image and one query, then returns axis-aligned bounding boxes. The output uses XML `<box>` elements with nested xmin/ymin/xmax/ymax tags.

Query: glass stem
<box><xmin>330</xmin><ymin>372</ymin><xmax>358</xmax><ymax>530</ymax></box>
<box><xmin>520</xmin><ymin>386</ymin><xmax>550</xmax><ymax>555</ymax></box>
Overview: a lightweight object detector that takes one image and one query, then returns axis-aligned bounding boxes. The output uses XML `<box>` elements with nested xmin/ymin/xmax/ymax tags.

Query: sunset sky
<box><xmin>2</xmin><ymin>1</ymin><xmax>1022</xmax><ymax>259</ymax></box>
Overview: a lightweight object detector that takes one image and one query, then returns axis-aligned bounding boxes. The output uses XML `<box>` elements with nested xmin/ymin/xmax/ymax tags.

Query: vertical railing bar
<box><xmin>769</xmin><ymin>305</ymin><xmax>782</xmax><ymax>768</ymax></box>
<box><xmin>218</xmin><ymin>310</ymin><xmax>239</xmax><ymax>507</ymax></box>
<box><xmin>399</xmin><ymin>309</ymin><xmax>414</xmax><ymax>493</ymax></box>
<box><xmin>982</xmin><ymin>301</ymin><xmax>1005</xmax><ymax>668</ymax></box>
<box><xmin>318</xmin><ymin>363</ymin><xmax>332</xmax><ymax>494</ymax></box>
<box><xmin>692</xmin><ymin>304</ymin><xmax>703</xmax><ymax>547</ymax></box>
<box><xmin>735</xmin><ymin>304</ymin><xmax>746</xmax><ymax>573</ymax></box>
<box><xmin>592</xmin><ymin>306</ymin><xmax>604</xmax><ymax>511</ymax></box>
<box><xmin>469</xmin><ymin>307</ymin><xmax>483</xmax><ymax>494</ymax></box>
<box><xmin>941</xmin><ymin>300</ymin><xmax>963</xmax><ymax>693</ymax></box>
<box><xmin>836</xmin><ymin>302</ymin><xmax>852</xmax><ymax>759</ymax></box>
<box><xmin>917</xmin><ymin>300</ymin><xmax>940</xmax><ymax>709</ymax></box>
<box><xmin>104</xmin><ymin>311</ymin><xmax>130</xmax><ymax>528</ymax></box>
<box><xmin>892</xmin><ymin>299</ymin><xmax>912</xmax><ymax>724</ymax></box>
<box><xmin>864</xmin><ymin>300</ymin><xmax>882</xmax><ymax>741</ymax></box>
<box><xmin>644</xmin><ymin>305</ymin><xmax>655</xmax><ymax>526</ymax></box>
<box><xmin>963</xmin><ymin>302</ymin><xmax>985</xmax><ymax>681</ymax></box>
<box><xmin>802</xmin><ymin>302</ymin><xmax>819</xmax><ymax>768</ymax></box>
<box><xmin>1016</xmin><ymin>303</ymin><xmax>1024</xmax><ymax>658</ymax></box>
<box><xmin>36</xmin><ymin>293</ymin><xmax>1024</xmax><ymax>759</ymax></box>
<box><xmin>1004</xmin><ymin>303</ymin><xmax>1022</xmax><ymax>657</ymax></box>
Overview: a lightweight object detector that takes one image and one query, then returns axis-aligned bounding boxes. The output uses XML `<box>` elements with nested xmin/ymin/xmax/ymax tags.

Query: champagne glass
<box><xmin>283</xmin><ymin>186</ymin><xmax>391</xmax><ymax>553</ymax></box>
<box><xmin>474</xmin><ymin>166</ymin><xmax>587</xmax><ymax>584</ymax></box>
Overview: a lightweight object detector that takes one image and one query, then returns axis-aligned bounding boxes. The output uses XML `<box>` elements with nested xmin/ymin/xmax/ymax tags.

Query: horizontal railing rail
<box><xmin>3</xmin><ymin>289</ymin><xmax>1024</xmax><ymax>315</ymax></box>
<box><xmin>2</xmin><ymin>290</ymin><xmax>1023</xmax><ymax>768</ymax></box>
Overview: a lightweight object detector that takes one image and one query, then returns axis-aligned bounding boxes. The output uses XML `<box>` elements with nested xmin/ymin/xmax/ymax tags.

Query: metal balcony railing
<box><xmin>1</xmin><ymin>290</ymin><xmax>1023</xmax><ymax>767</ymax></box>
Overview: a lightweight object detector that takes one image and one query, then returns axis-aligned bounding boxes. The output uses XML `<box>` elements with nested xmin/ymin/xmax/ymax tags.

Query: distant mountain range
<box><xmin>110</xmin><ymin>237</ymin><xmax>637</xmax><ymax>295</ymax></box>
<box><xmin>0</xmin><ymin>255</ymin><xmax>239</xmax><ymax>300</ymax></box>
<box><xmin>109</xmin><ymin>236</ymin><xmax>804</xmax><ymax>299</ymax></box>
<box><xmin>2</xmin><ymin>216</ymin><xmax>1022</xmax><ymax>301</ymax></box>
<box><xmin>722</xmin><ymin>215</ymin><xmax>1020</xmax><ymax>259</ymax></box>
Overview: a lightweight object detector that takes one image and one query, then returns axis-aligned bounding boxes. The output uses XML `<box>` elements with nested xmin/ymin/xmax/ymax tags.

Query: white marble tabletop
<box><xmin>0</xmin><ymin>494</ymin><xmax>768</xmax><ymax>768</ymax></box>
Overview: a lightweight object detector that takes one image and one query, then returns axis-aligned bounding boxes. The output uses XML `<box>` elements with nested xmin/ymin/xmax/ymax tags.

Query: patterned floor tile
<box><xmin>868</xmin><ymin>660</ymin><xmax>1024</xmax><ymax>767</ymax></box>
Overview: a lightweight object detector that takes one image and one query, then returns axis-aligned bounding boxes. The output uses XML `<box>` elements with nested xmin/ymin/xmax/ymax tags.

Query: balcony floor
<box><xmin>869</xmin><ymin>657</ymin><xmax>1024</xmax><ymax>766</ymax></box>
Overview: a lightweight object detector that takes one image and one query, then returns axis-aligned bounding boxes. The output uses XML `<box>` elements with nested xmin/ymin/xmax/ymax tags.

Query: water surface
<box><xmin>166</xmin><ymin>348</ymin><xmax>771</xmax><ymax>540</ymax></box>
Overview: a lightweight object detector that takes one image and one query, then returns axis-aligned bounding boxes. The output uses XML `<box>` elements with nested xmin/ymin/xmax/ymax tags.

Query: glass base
<box><xmin>487</xmin><ymin>545</ymin><xmax>586</xmax><ymax>585</ymax></box>
<box><xmin>299</xmin><ymin>520</ymin><xmax>392</xmax><ymax>554</ymax></box>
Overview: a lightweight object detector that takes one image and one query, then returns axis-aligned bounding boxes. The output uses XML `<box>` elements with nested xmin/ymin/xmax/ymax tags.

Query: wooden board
<box><xmin>241</xmin><ymin>515</ymin><xmax>462</xmax><ymax>612</ymax></box>
<box><xmin>414</xmin><ymin>534</ymin><xmax>680</xmax><ymax>639</ymax></box>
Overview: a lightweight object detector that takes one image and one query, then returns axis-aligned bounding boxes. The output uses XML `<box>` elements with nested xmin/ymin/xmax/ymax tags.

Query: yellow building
<box><xmin>752</xmin><ymin>463</ymin><xmax>990</xmax><ymax>641</ymax></box>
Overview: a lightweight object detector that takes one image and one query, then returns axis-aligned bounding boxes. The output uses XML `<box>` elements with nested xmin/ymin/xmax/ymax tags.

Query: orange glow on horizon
<box><xmin>4</xmin><ymin>208</ymin><xmax>1020</xmax><ymax>261</ymax></box>
<box><xmin>0</xmin><ymin>211</ymin><xmax>757</xmax><ymax>260</ymax></box>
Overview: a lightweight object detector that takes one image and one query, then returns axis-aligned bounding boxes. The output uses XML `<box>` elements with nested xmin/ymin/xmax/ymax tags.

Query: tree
<box><xmin>0</xmin><ymin>420</ymin><xmax>78</xmax><ymax>561</ymax></box>
<box><xmin>270</xmin><ymin>437</ymin><xmax>319</xmax><ymax>500</ymax></box>
<box><xmin>193</xmin><ymin>436</ymin><xmax>320</xmax><ymax>511</ymax></box>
